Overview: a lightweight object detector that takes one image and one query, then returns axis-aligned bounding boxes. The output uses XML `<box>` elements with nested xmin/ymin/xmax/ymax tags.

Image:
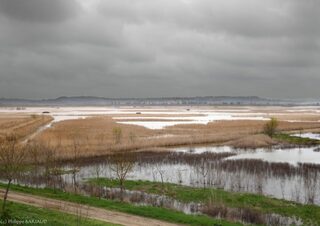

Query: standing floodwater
<box><xmin>50</xmin><ymin>145</ymin><xmax>320</xmax><ymax>205</ymax></box>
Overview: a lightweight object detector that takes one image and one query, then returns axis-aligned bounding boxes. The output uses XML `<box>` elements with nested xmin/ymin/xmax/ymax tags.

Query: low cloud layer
<box><xmin>0</xmin><ymin>0</ymin><xmax>319</xmax><ymax>99</ymax></box>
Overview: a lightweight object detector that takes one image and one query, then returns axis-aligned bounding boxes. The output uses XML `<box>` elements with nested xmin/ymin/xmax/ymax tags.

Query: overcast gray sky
<box><xmin>0</xmin><ymin>0</ymin><xmax>319</xmax><ymax>99</ymax></box>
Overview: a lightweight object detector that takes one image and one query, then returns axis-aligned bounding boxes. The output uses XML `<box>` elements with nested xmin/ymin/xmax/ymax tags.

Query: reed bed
<box><xmin>0</xmin><ymin>114</ymin><xmax>52</xmax><ymax>140</ymax></box>
<box><xmin>30</xmin><ymin>115</ymin><xmax>320</xmax><ymax>160</ymax></box>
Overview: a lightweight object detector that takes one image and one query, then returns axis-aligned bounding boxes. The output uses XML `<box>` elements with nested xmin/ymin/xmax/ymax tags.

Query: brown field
<box><xmin>271</xmin><ymin>114</ymin><xmax>320</xmax><ymax>122</ymax></box>
<box><xmin>34</xmin><ymin>116</ymin><xmax>320</xmax><ymax>160</ymax></box>
<box><xmin>0</xmin><ymin>114</ymin><xmax>52</xmax><ymax>140</ymax></box>
<box><xmin>1</xmin><ymin>106</ymin><xmax>320</xmax><ymax>161</ymax></box>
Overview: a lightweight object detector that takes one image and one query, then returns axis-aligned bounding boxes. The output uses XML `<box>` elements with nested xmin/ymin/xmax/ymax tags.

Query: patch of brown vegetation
<box><xmin>0</xmin><ymin>114</ymin><xmax>52</xmax><ymax>140</ymax></box>
<box><xmin>1</xmin><ymin>106</ymin><xmax>319</xmax><ymax>161</ymax></box>
<box><xmin>30</xmin><ymin>114</ymin><xmax>320</xmax><ymax>160</ymax></box>
<box><xmin>225</xmin><ymin>134</ymin><xmax>277</xmax><ymax>149</ymax></box>
<box><xmin>34</xmin><ymin>116</ymin><xmax>159</xmax><ymax>159</ymax></box>
<box><xmin>273</xmin><ymin>114</ymin><xmax>320</xmax><ymax>122</ymax></box>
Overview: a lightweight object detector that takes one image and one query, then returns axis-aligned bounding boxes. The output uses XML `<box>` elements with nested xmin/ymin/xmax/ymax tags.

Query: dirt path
<box><xmin>0</xmin><ymin>190</ymin><xmax>183</xmax><ymax>226</ymax></box>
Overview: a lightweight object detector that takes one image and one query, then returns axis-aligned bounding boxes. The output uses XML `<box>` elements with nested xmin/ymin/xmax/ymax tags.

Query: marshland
<box><xmin>1</xmin><ymin>106</ymin><xmax>320</xmax><ymax>226</ymax></box>
<box><xmin>2</xmin><ymin>0</ymin><xmax>320</xmax><ymax>225</ymax></box>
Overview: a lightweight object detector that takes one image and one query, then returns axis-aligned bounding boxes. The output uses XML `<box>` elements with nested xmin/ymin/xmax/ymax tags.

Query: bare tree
<box><xmin>43</xmin><ymin>143</ymin><xmax>65</xmax><ymax>191</ymax></box>
<box><xmin>154</xmin><ymin>163</ymin><xmax>166</xmax><ymax>193</ymax></box>
<box><xmin>200</xmin><ymin>158</ymin><xmax>209</xmax><ymax>189</ymax></box>
<box><xmin>110</xmin><ymin>153</ymin><xmax>134</xmax><ymax>201</ymax></box>
<box><xmin>0</xmin><ymin>134</ymin><xmax>27</xmax><ymax>214</ymax></box>
<box><xmin>71</xmin><ymin>138</ymin><xmax>81</xmax><ymax>193</ymax></box>
<box><xmin>91</xmin><ymin>164</ymin><xmax>104</xmax><ymax>199</ymax></box>
<box><xmin>195</xmin><ymin>158</ymin><xmax>209</xmax><ymax>189</ymax></box>
<box><xmin>26</xmin><ymin>142</ymin><xmax>41</xmax><ymax>188</ymax></box>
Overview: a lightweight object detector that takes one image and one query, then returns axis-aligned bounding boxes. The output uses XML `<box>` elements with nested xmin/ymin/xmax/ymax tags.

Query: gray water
<box><xmin>57</xmin><ymin>141</ymin><xmax>320</xmax><ymax>205</ymax></box>
<box><xmin>12</xmin><ymin>137</ymin><xmax>319</xmax><ymax>225</ymax></box>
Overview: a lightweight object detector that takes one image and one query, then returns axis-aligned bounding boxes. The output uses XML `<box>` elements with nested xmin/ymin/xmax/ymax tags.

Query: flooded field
<box><xmin>19</xmin><ymin>142</ymin><xmax>320</xmax><ymax>206</ymax></box>
<box><xmin>3</xmin><ymin>0</ymin><xmax>320</xmax><ymax>224</ymax></box>
<box><xmin>2</xmin><ymin>106</ymin><xmax>320</xmax><ymax>131</ymax></box>
<box><xmin>1</xmin><ymin>106</ymin><xmax>320</xmax><ymax>225</ymax></box>
<box><xmin>11</xmin><ymin>143</ymin><xmax>318</xmax><ymax>225</ymax></box>
<box><xmin>72</xmin><ymin>147</ymin><xmax>320</xmax><ymax>205</ymax></box>
<box><xmin>293</xmin><ymin>133</ymin><xmax>320</xmax><ymax>140</ymax></box>
<box><xmin>1</xmin><ymin>106</ymin><xmax>269</xmax><ymax>130</ymax></box>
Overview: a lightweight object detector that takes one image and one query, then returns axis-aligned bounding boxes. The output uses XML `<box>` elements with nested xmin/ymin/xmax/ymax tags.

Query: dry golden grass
<box><xmin>2</xmin><ymin>106</ymin><xmax>320</xmax><ymax>160</ymax></box>
<box><xmin>0</xmin><ymin>114</ymin><xmax>52</xmax><ymax>140</ymax></box>
<box><xmin>272</xmin><ymin>114</ymin><xmax>320</xmax><ymax>122</ymax></box>
<box><xmin>34</xmin><ymin>116</ymin><xmax>159</xmax><ymax>159</ymax></box>
<box><xmin>31</xmin><ymin>114</ymin><xmax>320</xmax><ymax>160</ymax></box>
<box><xmin>225</xmin><ymin>134</ymin><xmax>277</xmax><ymax>149</ymax></box>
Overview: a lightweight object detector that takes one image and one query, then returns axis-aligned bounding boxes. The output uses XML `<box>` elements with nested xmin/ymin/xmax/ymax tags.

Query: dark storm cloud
<box><xmin>0</xmin><ymin>0</ymin><xmax>319</xmax><ymax>99</ymax></box>
<box><xmin>0</xmin><ymin>0</ymin><xmax>80</xmax><ymax>23</ymax></box>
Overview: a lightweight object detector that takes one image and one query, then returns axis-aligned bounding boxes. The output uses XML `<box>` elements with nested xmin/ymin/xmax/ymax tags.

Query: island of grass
<box><xmin>275</xmin><ymin>133</ymin><xmax>320</xmax><ymax>146</ymax></box>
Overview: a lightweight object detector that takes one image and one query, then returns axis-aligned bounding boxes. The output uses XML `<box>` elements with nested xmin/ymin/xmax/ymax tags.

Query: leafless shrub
<box><xmin>70</xmin><ymin>138</ymin><xmax>82</xmax><ymax>193</ymax></box>
<box><xmin>25</xmin><ymin>141</ymin><xmax>42</xmax><ymax>187</ymax></box>
<box><xmin>42</xmin><ymin>143</ymin><xmax>65</xmax><ymax>191</ymax></box>
<box><xmin>153</xmin><ymin>162</ymin><xmax>166</xmax><ymax>193</ymax></box>
<box><xmin>110</xmin><ymin>153</ymin><xmax>135</xmax><ymax>201</ymax></box>
<box><xmin>0</xmin><ymin>134</ymin><xmax>27</xmax><ymax>213</ymax></box>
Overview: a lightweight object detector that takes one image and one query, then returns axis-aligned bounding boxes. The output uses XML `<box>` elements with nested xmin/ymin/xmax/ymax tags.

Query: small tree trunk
<box><xmin>120</xmin><ymin>179</ymin><xmax>124</xmax><ymax>202</ymax></box>
<box><xmin>72</xmin><ymin>171</ymin><xmax>77</xmax><ymax>193</ymax></box>
<box><xmin>160</xmin><ymin>175</ymin><xmax>164</xmax><ymax>194</ymax></box>
<box><xmin>2</xmin><ymin>179</ymin><xmax>12</xmax><ymax>213</ymax></box>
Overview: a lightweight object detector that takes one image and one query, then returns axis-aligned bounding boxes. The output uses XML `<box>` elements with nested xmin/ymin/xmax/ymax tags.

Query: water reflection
<box><xmin>16</xmin><ymin>145</ymin><xmax>320</xmax><ymax>206</ymax></box>
<box><xmin>56</xmin><ymin>146</ymin><xmax>320</xmax><ymax>205</ymax></box>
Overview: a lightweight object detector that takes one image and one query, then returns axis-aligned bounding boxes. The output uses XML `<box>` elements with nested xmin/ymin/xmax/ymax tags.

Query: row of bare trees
<box><xmin>0</xmin><ymin>134</ymin><xmax>83</xmax><ymax>216</ymax></box>
<box><xmin>110</xmin><ymin>127</ymin><xmax>134</xmax><ymax>201</ymax></box>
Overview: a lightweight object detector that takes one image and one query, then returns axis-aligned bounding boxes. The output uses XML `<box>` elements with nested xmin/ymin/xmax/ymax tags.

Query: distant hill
<box><xmin>0</xmin><ymin>96</ymin><xmax>319</xmax><ymax>106</ymax></box>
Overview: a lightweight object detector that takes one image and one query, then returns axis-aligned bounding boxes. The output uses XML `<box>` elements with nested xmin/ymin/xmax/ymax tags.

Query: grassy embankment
<box><xmin>0</xmin><ymin>200</ymin><xmax>118</xmax><ymax>226</ymax></box>
<box><xmin>0</xmin><ymin>183</ymin><xmax>243</xmax><ymax>226</ymax></box>
<box><xmin>87</xmin><ymin>178</ymin><xmax>320</xmax><ymax>226</ymax></box>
